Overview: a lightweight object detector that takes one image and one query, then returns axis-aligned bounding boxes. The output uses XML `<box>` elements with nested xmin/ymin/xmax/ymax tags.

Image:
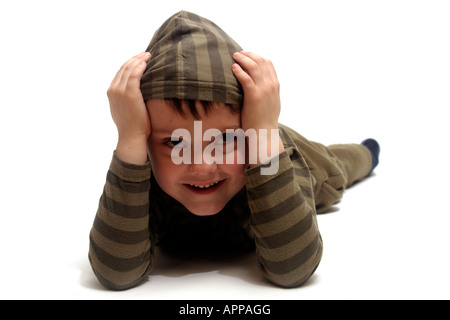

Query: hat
<box><xmin>140</xmin><ymin>11</ymin><xmax>243</xmax><ymax>105</ymax></box>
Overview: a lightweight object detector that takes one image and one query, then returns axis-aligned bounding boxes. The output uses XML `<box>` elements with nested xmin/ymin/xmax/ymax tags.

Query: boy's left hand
<box><xmin>232</xmin><ymin>52</ymin><xmax>284</xmax><ymax>167</ymax></box>
<box><xmin>232</xmin><ymin>51</ymin><xmax>281</xmax><ymax>133</ymax></box>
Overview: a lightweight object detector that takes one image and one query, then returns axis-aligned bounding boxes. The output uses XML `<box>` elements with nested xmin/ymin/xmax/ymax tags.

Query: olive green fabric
<box><xmin>140</xmin><ymin>11</ymin><xmax>243</xmax><ymax>105</ymax></box>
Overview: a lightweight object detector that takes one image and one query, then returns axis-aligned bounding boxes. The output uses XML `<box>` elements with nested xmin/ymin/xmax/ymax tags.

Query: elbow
<box><xmin>88</xmin><ymin>253</ymin><xmax>152</xmax><ymax>291</ymax></box>
<box><xmin>263</xmin><ymin>260</ymin><xmax>321</xmax><ymax>288</ymax></box>
<box><xmin>88</xmin><ymin>244</ymin><xmax>153</xmax><ymax>291</ymax></box>
<box><xmin>91</xmin><ymin>269</ymin><xmax>143</xmax><ymax>291</ymax></box>
<box><xmin>93</xmin><ymin>271</ymin><xmax>148</xmax><ymax>291</ymax></box>
<box><xmin>261</xmin><ymin>237</ymin><xmax>323</xmax><ymax>288</ymax></box>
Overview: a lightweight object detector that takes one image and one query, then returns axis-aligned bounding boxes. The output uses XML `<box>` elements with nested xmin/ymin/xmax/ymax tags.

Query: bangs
<box><xmin>165</xmin><ymin>99</ymin><xmax>241</xmax><ymax>120</ymax></box>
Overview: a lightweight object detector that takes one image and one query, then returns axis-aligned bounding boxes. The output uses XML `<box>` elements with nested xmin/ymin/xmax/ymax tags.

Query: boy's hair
<box><xmin>166</xmin><ymin>98</ymin><xmax>241</xmax><ymax>120</ymax></box>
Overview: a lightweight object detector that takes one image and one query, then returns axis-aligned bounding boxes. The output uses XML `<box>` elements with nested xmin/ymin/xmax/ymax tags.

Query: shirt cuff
<box><xmin>109</xmin><ymin>151</ymin><xmax>151</xmax><ymax>182</ymax></box>
<box><xmin>245</xmin><ymin>151</ymin><xmax>291</xmax><ymax>188</ymax></box>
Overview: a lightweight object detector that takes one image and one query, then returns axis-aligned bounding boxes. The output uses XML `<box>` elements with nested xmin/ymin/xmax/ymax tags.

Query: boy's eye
<box><xmin>165</xmin><ymin>138</ymin><xmax>183</xmax><ymax>148</ymax></box>
<box><xmin>220</xmin><ymin>133</ymin><xmax>237</xmax><ymax>144</ymax></box>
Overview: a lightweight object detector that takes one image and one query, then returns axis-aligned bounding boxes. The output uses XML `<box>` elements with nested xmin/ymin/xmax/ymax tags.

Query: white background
<box><xmin>0</xmin><ymin>0</ymin><xmax>449</xmax><ymax>300</ymax></box>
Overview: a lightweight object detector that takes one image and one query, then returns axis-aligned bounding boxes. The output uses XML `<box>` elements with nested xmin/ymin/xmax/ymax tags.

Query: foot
<box><xmin>361</xmin><ymin>138</ymin><xmax>380</xmax><ymax>176</ymax></box>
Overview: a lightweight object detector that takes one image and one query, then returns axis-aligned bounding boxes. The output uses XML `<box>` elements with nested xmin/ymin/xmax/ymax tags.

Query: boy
<box><xmin>89</xmin><ymin>11</ymin><xmax>380</xmax><ymax>290</ymax></box>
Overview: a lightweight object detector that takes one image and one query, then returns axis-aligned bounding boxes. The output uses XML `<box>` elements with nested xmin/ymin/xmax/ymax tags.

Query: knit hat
<box><xmin>140</xmin><ymin>11</ymin><xmax>243</xmax><ymax>105</ymax></box>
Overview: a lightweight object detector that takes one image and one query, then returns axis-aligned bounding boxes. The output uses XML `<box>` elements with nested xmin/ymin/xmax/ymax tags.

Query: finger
<box><xmin>240</xmin><ymin>51</ymin><xmax>264</xmax><ymax>62</ymax></box>
<box><xmin>125</xmin><ymin>58</ymin><xmax>150</xmax><ymax>92</ymax></box>
<box><xmin>111</xmin><ymin>52</ymin><xmax>150</xmax><ymax>88</ymax></box>
<box><xmin>240</xmin><ymin>51</ymin><xmax>278</xmax><ymax>81</ymax></box>
<box><xmin>118</xmin><ymin>52</ymin><xmax>151</xmax><ymax>89</ymax></box>
<box><xmin>110</xmin><ymin>55</ymin><xmax>139</xmax><ymax>88</ymax></box>
<box><xmin>232</xmin><ymin>62</ymin><xmax>255</xmax><ymax>90</ymax></box>
<box><xmin>233</xmin><ymin>52</ymin><xmax>263</xmax><ymax>82</ymax></box>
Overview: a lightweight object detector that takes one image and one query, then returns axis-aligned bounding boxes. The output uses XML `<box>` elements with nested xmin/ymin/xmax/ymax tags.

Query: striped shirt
<box><xmin>89</xmin><ymin>125</ymin><xmax>323</xmax><ymax>290</ymax></box>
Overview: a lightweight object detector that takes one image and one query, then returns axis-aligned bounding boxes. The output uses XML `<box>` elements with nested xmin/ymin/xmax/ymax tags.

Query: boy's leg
<box><xmin>328</xmin><ymin>143</ymin><xmax>373</xmax><ymax>188</ymax></box>
<box><xmin>305</xmin><ymin>141</ymin><xmax>373</xmax><ymax>213</ymax></box>
<box><xmin>279</xmin><ymin>124</ymin><xmax>376</xmax><ymax>213</ymax></box>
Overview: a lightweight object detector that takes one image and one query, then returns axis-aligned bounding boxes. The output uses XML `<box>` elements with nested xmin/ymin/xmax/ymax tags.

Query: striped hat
<box><xmin>140</xmin><ymin>11</ymin><xmax>243</xmax><ymax>105</ymax></box>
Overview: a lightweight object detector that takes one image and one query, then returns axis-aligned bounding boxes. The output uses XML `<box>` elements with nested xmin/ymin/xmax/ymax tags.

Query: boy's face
<box><xmin>146</xmin><ymin>99</ymin><xmax>247</xmax><ymax>216</ymax></box>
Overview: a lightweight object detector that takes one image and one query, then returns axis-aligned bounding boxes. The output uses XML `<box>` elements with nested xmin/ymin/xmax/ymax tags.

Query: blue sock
<box><xmin>361</xmin><ymin>138</ymin><xmax>380</xmax><ymax>175</ymax></box>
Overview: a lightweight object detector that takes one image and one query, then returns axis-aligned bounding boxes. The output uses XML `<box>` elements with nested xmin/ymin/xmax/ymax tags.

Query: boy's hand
<box><xmin>232</xmin><ymin>52</ymin><xmax>284</xmax><ymax>167</ymax></box>
<box><xmin>107</xmin><ymin>52</ymin><xmax>151</xmax><ymax>164</ymax></box>
<box><xmin>232</xmin><ymin>51</ymin><xmax>281</xmax><ymax>132</ymax></box>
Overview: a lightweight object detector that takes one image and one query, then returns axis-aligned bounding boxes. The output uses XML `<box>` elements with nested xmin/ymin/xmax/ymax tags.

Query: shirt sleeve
<box><xmin>245</xmin><ymin>136</ymin><xmax>323</xmax><ymax>287</ymax></box>
<box><xmin>88</xmin><ymin>152</ymin><xmax>154</xmax><ymax>290</ymax></box>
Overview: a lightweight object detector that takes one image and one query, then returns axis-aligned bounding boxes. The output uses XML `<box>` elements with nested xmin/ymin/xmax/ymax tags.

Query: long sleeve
<box><xmin>88</xmin><ymin>152</ymin><xmax>154</xmax><ymax>290</ymax></box>
<box><xmin>245</xmin><ymin>132</ymin><xmax>323</xmax><ymax>287</ymax></box>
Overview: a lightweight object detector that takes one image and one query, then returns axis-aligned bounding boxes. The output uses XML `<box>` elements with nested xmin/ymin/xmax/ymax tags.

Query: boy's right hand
<box><xmin>107</xmin><ymin>52</ymin><xmax>151</xmax><ymax>164</ymax></box>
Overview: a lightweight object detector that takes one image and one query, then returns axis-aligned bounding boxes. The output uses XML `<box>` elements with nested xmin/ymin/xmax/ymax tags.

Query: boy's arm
<box><xmin>233</xmin><ymin>52</ymin><xmax>322</xmax><ymax>287</ymax></box>
<box><xmin>89</xmin><ymin>53</ymin><xmax>155</xmax><ymax>290</ymax></box>
<box><xmin>245</xmin><ymin>144</ymin><xmax>322</xmax><ymax>288</ymax></box>
<box><xmin>89</xmin><ymin>152</ymin><xmax>153</xmax><ymax>290</ymax></box>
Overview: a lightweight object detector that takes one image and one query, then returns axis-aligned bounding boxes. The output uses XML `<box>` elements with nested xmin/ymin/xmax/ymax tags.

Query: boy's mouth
<box><xmin>184</xmin><ymin>180</ymin><xmax>225</xmax><ymax>194</ymax></box>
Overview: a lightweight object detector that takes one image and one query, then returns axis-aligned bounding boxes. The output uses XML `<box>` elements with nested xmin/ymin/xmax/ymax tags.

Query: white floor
<box><xmin>1</xmin><ymin>1</ymin><xmax>449</xmax><ymax>300</ymax></box>
<box><xmin>54</xmin><ymin>165</ymin><xmax>450</xmax><ymax>300</ymax></box>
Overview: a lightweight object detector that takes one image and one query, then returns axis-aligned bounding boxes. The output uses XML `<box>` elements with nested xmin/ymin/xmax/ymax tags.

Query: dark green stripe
<box><xmin>188</xmin><ymin>12</ymin><xmax>225</xmax><ymax>102</ymax></box>
<box><xmin>206</xmin><ymin>30</ymin><xmax>226</xmax><ymax>102</ymax></box>
<box><xmin>279</xmin><ymin>127</ymin><xmax>296</xmax><ymax>149</ymax></box>
<box><xmin>247</xmin><ymin>165</ymin><xmax>294</xmax><ymax>199</ymax></box>
<box><xmin>212</xmin><ymin>18</ymin><xmax>243</xmax><ymax>100</ymax></box>
<box><xmin>181</xmin><ymin>12</ymin><xmax>199</xmax><ymax>99</ymax></box>
<box><xmin>251</xmin><ymin>191</ymin><xmax>305</xmax><ymax>225</ymax></box>
<box><xmin>300</xmin><ymin>185</ymin><xmax>313</xmax><ymax>199</ymax></box>
<box><xmin>256</xmin><ymin>211</ymin><xmax>313</xmax><ymax>249</ymax></box>
<box><xmin>142</xmin><ymin>13</ymin><xmax>174</xmax><ymax>99</ymax></box>
<box><xmin>101</xmin><ymin>193</ymin><xmax>148</xmax><ymax>219</ymax></box>
<box><xmin>258</xmin><ymin>234</ymin><xmax>321</xmax><ymax>275</ymax></box>
<box><xmin>107</xmin><ymin>171</ymin><xmax>150</xmax><ymax>194</ymax></box>
<box><xmin>93</xmin><ymin>215</ymin><xmax>149</xmax><ymax>245</ymax></box>
<box><xmin>294</xmin><ymin>167</ymin><xmax>310</xmax><ymax>178</ymax></box>
<box><xmin>113</xmin><ymin>154</ymin><xmax>151</xmax><ymax>170</ymax></box>
<box><xmin>283</xmin><ymin>263</ymin><xmax>320</xmax><ymax>288</ymax></box>
<box><xmin>88</xmin><ymin>257</ymin><xmax>146</xmax><ymax>291</ymax></box>
<box><xmin>246</xmin><ymin>152</ymin><xmax>288</xmax><ymax>178</ymax></box>
<box><xmin>89</xmin><ymin>235</ymin><xmax>150</xmax><ymax>272</ymax></box>
<box><xmin>164</xmin><ymin>18</ymin><xmax>182</xmax><ymax>98</ymax></box>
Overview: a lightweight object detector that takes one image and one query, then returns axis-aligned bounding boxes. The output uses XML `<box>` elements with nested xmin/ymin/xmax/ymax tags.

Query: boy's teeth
<box><xmin>190</xmin><ymin>181</ymin><xmax>220</xmax><ymax>189</ymax></box>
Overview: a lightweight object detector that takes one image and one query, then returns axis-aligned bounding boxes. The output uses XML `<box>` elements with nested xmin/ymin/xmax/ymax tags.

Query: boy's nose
<box><xmin>189</xmin><ymin>161</ymin><xmax>218</xmax><ymax>175</ymax></box>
